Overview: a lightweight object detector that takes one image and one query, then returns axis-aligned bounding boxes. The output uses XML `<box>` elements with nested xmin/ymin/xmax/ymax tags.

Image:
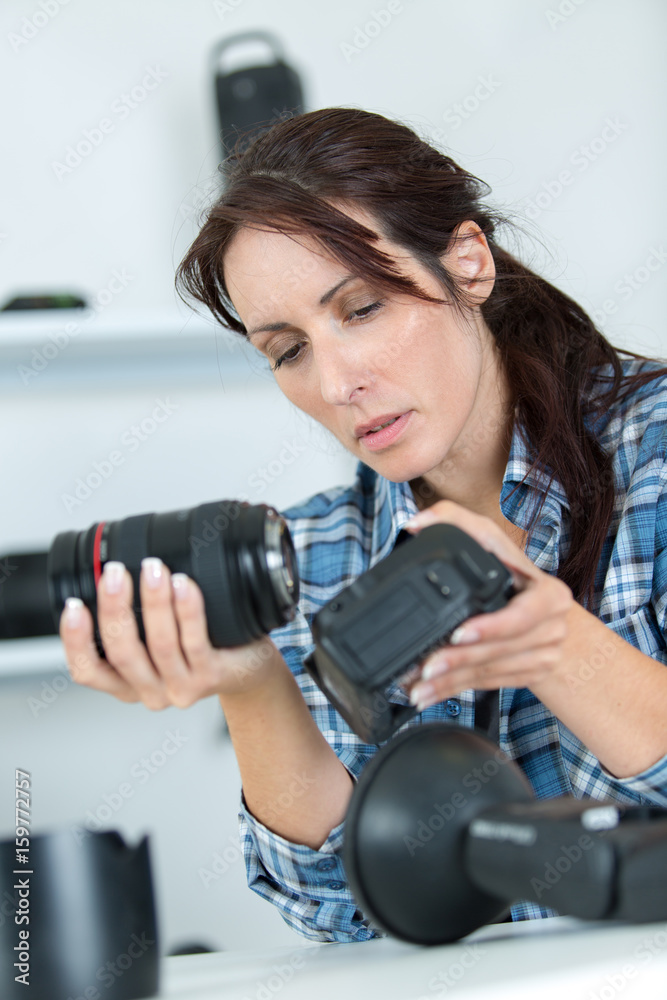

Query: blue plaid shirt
<box><xmin>239</xmin><ymin>358</ymin><xmax>667</xmax><ymax>942</ymax></box>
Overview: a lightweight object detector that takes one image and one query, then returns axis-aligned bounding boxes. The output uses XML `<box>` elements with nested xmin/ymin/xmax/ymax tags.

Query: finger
<box><xmin>171</xmin><ymin>577</ymin><xmax>275</xmax><ymax>696</ymax></box>
<box><xmin>59</xmin><ymin>597</ymin><xmax>139</xmax><ymax>703</ymax></box>
<box><xmin>96</xmin><ymin>561</ymin><xmax>169</xmax><ymax>710</ymax></box>
<box><xmin>411</xmin><ymin>647</ymin><xmax>560</xmax><ymax>709</ymax></box>
<box><xmin>144</xmin><ymin>567</ymin><xmax>216</xmax><ymax>707</ymax></box>
<box><xmin>139</xmin><ymin>558</ymin><xmax>192</xmax><ymax>686</ymax></box>
<box><xmin>449</xmin><ymin>579</ymin><xmax>572</xmax><ymax>646</ymax></box>
<box><xmin>420</xmin><ymin>617</ymin><xmax>568</xmax><ymax>681</ymax></box>
<box><xmin>170</xmin><ymin>574</ymin><xmax>213</xmax><ymax>668</ymax></box>
<box><xmin>172</xmin><ymin>574</ymin><xmax>234</xmax><ymax>700</ymax></box>
<box><xmin>405</xmin><ymin>501</ymin><xmax>537</xmax><ymax>576</ymax></box>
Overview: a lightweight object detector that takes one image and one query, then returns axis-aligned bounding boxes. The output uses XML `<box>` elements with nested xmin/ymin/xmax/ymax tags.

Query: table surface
<box><xmin>149</xmin><ymin>917</ymin><xmax>667</xmax><ymax>1000</ymax></box>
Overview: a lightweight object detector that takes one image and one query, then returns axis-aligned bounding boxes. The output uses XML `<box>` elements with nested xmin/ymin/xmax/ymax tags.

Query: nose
<box><xmin>315</xmin><ymin>337</ymin><xmax>372</xmax><ymax>405</ymax></box>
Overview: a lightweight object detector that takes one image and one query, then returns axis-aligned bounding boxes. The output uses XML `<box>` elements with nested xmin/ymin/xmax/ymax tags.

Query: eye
<box><xmin>271</xmin><ymin>342</ymin><xmax>304</xmax><ymax>371</ymax></box>
<box><xmin>346</xmin><ymin>300</ymin><xmax>384</xmax><ymax>323</ymax></box>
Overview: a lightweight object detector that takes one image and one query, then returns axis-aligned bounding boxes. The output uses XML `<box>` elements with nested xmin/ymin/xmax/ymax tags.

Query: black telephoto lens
<box><xmin>0</xmin><ymin>500</ymin><xmax>299</xmax><ymax>651</ymax></box>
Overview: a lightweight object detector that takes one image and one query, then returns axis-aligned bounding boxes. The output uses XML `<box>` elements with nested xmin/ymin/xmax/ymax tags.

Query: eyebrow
<box><xmin>246</xmin><ymin>275</ymin><xmax>357</xmax><ymax>340</ymax></box>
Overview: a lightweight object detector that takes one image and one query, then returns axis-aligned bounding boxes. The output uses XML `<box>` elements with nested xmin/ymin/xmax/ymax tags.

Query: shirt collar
<box><xmin>357</xmin><ymin>462</ymin><xmax>419</xmax><ymax>565</ymax></box>
<box><xmin>361</xmin><ymin>417</ymin><xmax>570</xmax><ymax>569</ymax></box>
<box><xmin>501</xmin><ymin>421</ymin><xmax>570</xmax><ymax>527</ymax></box>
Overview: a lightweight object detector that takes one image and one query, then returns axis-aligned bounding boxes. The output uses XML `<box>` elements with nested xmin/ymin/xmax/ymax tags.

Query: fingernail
<box><xmin>172</xmin><ymin>573</ymin><xmax>189</xmax><ymax>600</ymax></box>
<box><xmin>421</xmin><ymin>657</ymin><xmax>449</xmax><ymax>682</ymax></box>
<box><xmin>142</xmin><ymin>557</ymin><xmax>164</xmax><ymax>589</ymax></box>
<box><xmin>103</xmin><ymin>561</ymin><xmax>125</xmax><ymax>595</ymax></box>
<box><xmin>410</xmin><ymin>682</ymin><xmax>434</xmax><ymax>707</ymax></box>
<box><xmin>450</xmin><ymin>625</ymin><xmax>480</xmax><ymax>645</ymax></box>
<box><xmin>404</xmin><ymin>513</ymin><xmax>435</xmax><ymax>531</ymax></box>
<box><xmin>64</xmin><ymin>597</ymin><xmax>83</xmax><ymax>629</ymax></box>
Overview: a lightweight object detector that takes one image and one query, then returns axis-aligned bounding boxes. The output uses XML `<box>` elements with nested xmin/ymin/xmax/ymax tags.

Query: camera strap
<box><xmin>474</xmin><ymin>688</ymin><xmax>500</xmax><ymax>743</ymax></box>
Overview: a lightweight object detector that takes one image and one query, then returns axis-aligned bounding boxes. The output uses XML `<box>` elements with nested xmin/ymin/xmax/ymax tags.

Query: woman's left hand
<box><xmin>405</xmin><ymin>501</ymin><xmax>574</xmax><ymax>710</ymax></box>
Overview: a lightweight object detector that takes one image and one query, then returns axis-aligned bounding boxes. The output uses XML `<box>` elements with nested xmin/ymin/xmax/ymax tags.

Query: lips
<box><xmin>355</xmin><ymin>413</ymin><xmax>406</xmax><ymax>438</ymax></box>
<box><xmin>354</xmin><ymin>411</ymin><xmax>412</xmax><ymax>451</ymax></box>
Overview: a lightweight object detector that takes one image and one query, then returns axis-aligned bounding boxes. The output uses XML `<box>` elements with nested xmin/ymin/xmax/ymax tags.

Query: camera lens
<box><xmin>0</xmin><ymin>500</ymin><xmax>299</xmax><ymax>650</ymax></box>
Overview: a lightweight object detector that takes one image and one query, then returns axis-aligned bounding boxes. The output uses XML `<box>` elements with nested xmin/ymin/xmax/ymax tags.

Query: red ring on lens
<box><xmin>93</xmin><ymin>521</ymin><xmax>106</xmax><ymax>586</ymax></box>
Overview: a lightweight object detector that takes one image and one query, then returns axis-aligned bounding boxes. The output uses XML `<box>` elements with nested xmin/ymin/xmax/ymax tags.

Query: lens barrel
<box><xmin>0</xmin><ymin>500</ymin><xmax>299</xmax><ymax>650</ymax></box>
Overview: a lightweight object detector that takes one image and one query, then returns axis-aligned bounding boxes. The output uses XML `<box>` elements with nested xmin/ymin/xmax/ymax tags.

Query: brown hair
<box><xmin>176</xmin><ymin>107</ymin><xmax>666</xmax><ymax>604</ymax></box>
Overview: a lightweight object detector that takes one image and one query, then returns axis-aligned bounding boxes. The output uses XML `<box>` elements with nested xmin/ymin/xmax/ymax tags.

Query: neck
<box><xmin>410</xmin><ymin>343</ymin><xmax>516</xmax><ymax>530</ymax></box>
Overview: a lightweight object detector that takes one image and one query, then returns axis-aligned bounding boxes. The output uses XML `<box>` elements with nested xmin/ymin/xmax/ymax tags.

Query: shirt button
<box><xmin>445</xmin><ymin>699</ymin><xmax>461</xmax><ymax>717</ymax></box>
<box><xmin>316</xmin><ymin>858</ymin><xmax>336</xmax><ymax>872</ymax></box>
<box><xmin>327</xmin><ymin>880</ymin><xmax>345</xmax><ymax>890</ymax></box>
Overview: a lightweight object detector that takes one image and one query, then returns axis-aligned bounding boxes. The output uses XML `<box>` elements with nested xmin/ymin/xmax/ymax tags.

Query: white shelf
<box><xmin>0</xmin><ymin>307</ymin><xmax>262</xmax><ymax>388</ymax></box>
<box><xmin>0</xmin><ymin>635</ymin><xmax>68</xmax><ymax>679</ymax></box>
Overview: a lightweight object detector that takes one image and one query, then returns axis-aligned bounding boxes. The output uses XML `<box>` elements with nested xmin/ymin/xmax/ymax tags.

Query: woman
<box><xmin>60</xmin><ymin>108</ymin><xmax>667</xmax><ymax>942</ymax></box>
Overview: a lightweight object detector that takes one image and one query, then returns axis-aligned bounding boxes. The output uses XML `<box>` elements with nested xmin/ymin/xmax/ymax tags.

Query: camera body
<box><xmin>305</xmin><ymin>524</ymin><xmax>513</xmax><ymax>743</ymax></box>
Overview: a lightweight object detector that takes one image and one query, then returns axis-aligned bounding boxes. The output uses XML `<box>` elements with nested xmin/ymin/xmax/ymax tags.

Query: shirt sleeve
<box><xmin>597</xmin><ymin>753</ymin><xmax>667</xmax><ymax>806</ymax></box>
<box><xmin>238</xmin><ymin>795</ymin><xmax>380</xmax><ymax>943</ymax></box>
<box><xmin>559</xmin><ymin>445</ymin><xmax>667</xmax><ymax>807</ymax></box>
<box><xmin>558</xmin><ymin>721</ymin><xmax>667</xmax><ymax>808</ymax></box>
<box><xmin>235</xmin><ymin>609</ymin><xmax>384</xmax><ymax>942</ymax></box>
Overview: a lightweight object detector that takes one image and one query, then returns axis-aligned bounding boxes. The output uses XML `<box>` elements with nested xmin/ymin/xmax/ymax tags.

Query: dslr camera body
<box><xmin>305</xmin><ymin>524</ymin><xmax>514</xmax><ymax>743</ymax></box>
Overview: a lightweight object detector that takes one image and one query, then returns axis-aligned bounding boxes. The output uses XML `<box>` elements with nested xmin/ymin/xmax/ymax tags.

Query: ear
<box><xmin>443</xmin><ymin>220</ymin><xmax>495</xmax><ymax>306</ymax></box>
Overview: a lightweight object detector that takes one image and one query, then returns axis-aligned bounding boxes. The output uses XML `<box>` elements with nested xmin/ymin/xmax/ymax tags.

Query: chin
<box><xmin>368</xmin><ymin>456</ymin><xmax>435</xmax><ymax>487</ymax></box>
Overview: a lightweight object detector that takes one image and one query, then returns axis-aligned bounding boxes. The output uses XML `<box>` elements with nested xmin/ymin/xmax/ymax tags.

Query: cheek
<box><xmin>275</xmin><ymin>371</ymin><xmax>325</xmax><ymax>421</ymax></box>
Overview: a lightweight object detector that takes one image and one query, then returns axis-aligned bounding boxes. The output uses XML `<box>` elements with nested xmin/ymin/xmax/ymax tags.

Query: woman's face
<box><xmin>223</xmin><ymin>212</ymin><xmax>506</xmax><ymax>491</ymax></box>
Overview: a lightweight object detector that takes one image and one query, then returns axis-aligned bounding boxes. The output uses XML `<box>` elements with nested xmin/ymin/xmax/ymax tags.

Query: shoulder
<box><xmin>591</xmin><ymin>357</ymin><xmax>667</xmax><ymax>465</ymax></box>
<box><xmin>282</xmin><ymin>462</ymin><xmax>376</xmax><ymax>536</ymax></box>
<box><xmin>279</xmin><ymin>464</ymin><xmax>378</xmax><ymax>590</ymax></box>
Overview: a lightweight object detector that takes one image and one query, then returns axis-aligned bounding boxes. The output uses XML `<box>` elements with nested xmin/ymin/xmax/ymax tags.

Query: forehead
<box><xmin>223</xmin><ymin>227</ymin><xmax>347</xmax><ymax>330</ymax></box>
<box><xmin>222</xmin><ymin>206</ymin><xmax>416</xmax><ymax>323</ymax></box>
<box><xmin>224</xmin><ymin>226</ymin><xmax>335</xmax><ymax>289</ymax></box>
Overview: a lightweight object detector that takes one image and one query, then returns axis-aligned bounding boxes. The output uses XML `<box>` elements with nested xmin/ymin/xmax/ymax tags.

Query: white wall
<box><xmin>1</xmin><ymin>0</ymin><xmax>665</xmax><ymax>352</ymax></box>
<box><xmin>0</xmin><ymin>0</ymin><xmax>666</xmax><ymax>956</ymax></box>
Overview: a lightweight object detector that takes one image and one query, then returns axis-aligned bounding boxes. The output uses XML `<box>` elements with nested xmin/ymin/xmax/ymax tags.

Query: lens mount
<box><xmin>263</xmin><ymin>508</ymin><xmax>298</xmax><ymax>617</ymax></box>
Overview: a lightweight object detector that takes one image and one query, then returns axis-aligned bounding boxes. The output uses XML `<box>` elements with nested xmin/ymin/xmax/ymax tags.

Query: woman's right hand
<box><xmin>59</xmin><ymin>557</ymin><xmax>281</xmax><ymax>710</ymax></box>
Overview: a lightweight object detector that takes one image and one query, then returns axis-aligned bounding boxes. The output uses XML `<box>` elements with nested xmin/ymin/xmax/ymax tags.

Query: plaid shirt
<box><xmin>239</xmin><ymin>358</ymin><xmax>667</xmax><ymax>942</ymax></box>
